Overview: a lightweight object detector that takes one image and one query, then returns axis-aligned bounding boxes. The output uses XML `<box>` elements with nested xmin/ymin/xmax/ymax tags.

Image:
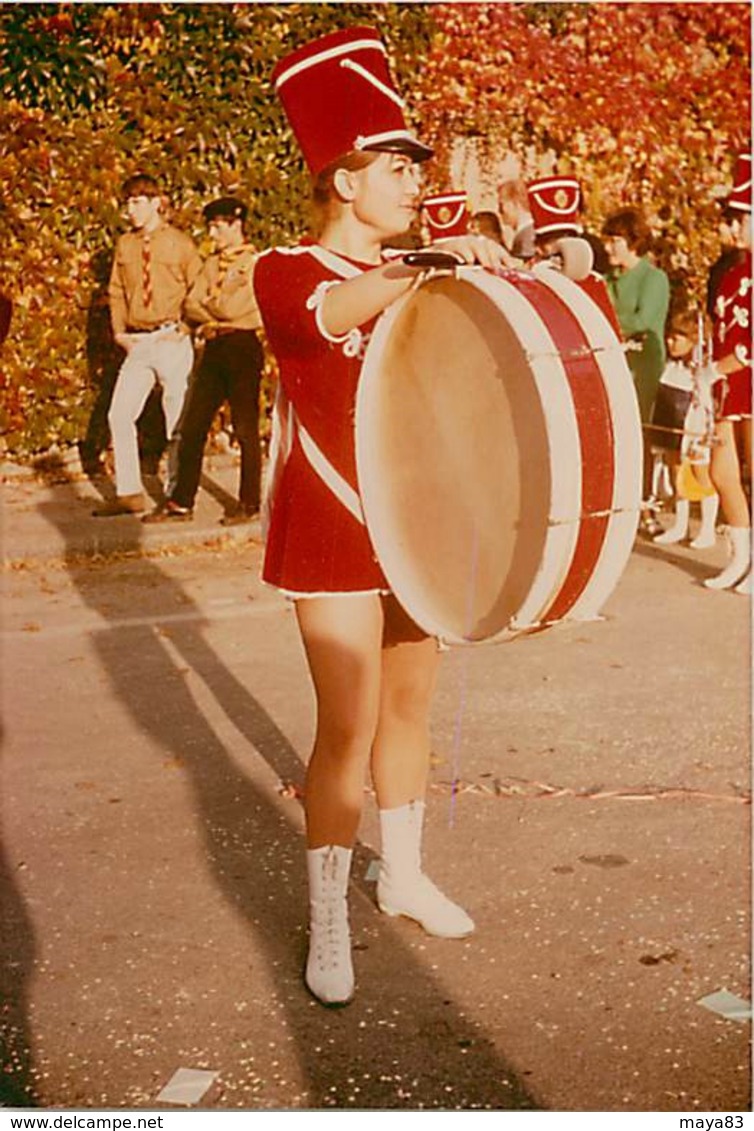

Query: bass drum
<box><xmin>356</xmin><ymin>266</ymin><xmax>642</xmax><ymax>644</ymax></box>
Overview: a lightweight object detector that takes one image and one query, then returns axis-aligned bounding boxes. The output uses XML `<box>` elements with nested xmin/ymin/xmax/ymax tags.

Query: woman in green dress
<box><xmin>602</xmin><ymin>208</ymin><xmax>670</xmax><ymax>520</ymax></box>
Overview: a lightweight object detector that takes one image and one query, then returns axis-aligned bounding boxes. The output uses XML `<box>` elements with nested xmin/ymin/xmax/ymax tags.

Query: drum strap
<box><xmin>262</xmin><ymin>385</ymin><xmax>366</xmax><ymax>536</ymax></box>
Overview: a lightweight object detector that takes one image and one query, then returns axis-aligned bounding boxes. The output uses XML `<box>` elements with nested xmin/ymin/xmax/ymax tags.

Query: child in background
<box><xmin>649</xmin><ymin>310</ymin><xmax>718</xmax><ymax>548</ymax></box>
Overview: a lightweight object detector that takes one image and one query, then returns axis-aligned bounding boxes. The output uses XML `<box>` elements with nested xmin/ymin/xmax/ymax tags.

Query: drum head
<box><xmin>357</xmin><ymin>276</ymin><xmax>552</xmax><ymax>641</ymax></box>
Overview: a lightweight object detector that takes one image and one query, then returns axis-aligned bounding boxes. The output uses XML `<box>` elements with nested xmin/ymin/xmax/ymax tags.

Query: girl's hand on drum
<box><xmin>429</xmin><ymin>236</ymin><xmax>516</xmax><ymax>271</ymax></box>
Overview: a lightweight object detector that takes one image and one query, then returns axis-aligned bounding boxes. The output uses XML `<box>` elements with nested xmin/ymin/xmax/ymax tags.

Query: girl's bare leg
<box><xmin>370</xmin><ymin>596</ymin><xmax>473</xmax><ymax>937</ymax></box>
<box><xmin>296</xmin><ymin>594</ymin><xmax>383</xmax><ymax>848</ymax></box>
<box><xmin>371</xmin><ymin>597</ymin><xmax>440</xmax><ymax>809</ymax></box>
<box><xmin>736</xmin><ymin>418</ymin><xmax>752</xmax><ymax>491</ymax></box>
<box><xmin>706</xmin><ymin>421</ymin><xmax>751</xmax><ymax>589</ymax></box>
<box><xmin>710</xmin><ymin>421</ymin><xmax>750</xmax><ymax>527</ymax></box>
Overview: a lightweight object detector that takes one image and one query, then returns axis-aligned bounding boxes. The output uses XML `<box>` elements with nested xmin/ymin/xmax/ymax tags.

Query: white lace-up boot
<box><xmin>689</xmin><ymin>494</ymin><xmax>719</xmax><ymax>549</ymax></box>
<box><xmin>653</xmin><ymin>499</ymin><xmax>690</xmax><ymax>545</ymax></box>
<box><xmin>703</xmin><ymin>526</ymin><xmax>751</xmax><ymax>590</ymax></box>
<box><xmin>305</xmin><ymin>845</ymin><xmax>354</xmax><ymax>1006</ymax></box>
<box><xmin>377</xmin><ymin>801</ymin><xmax>474</xmax><ymax>938</ymax></box>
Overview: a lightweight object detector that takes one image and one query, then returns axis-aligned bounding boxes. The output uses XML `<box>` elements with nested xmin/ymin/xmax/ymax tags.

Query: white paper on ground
<box><xmin>697</xmin><ymin>990</ymin><xmax>752</xmax><ymax>1022</ymax></box>
<box><xmin>156</xmin><ymin>1067</ymin><xmax>219</xmax><ymax>1105</ymax></box>
<box><xmin>365</xmin><ymin>859</ymin><xmax>380</xmax><ymax>882</ymax></box>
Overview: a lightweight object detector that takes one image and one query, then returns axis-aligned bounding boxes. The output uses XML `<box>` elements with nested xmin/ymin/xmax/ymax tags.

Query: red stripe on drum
<box><xmin>513</xmin><ymin>275</ymin><xmax>615</xmax><ymax>621</ymax></box>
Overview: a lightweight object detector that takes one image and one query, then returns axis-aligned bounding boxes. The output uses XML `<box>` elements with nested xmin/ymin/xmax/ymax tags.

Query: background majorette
<box><xmin>726</xmin><ymin>152</ymin><xmax>752</xmax><ymax>213</ymax></box>
<box><xmin>527</xmin><ymin>176</ymin><xmax>582</xmax><ymax>237</ymax></box>
<box><xmin>422</xmin><ymin>192</ymin><xmax>468</xmax><ymax>239</ymax></box>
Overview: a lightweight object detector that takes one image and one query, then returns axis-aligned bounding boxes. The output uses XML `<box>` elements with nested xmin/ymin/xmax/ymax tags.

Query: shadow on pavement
<box><xmin>197</xmin><ymin>470</ymin><xmax>237</xmax><ymax>515</ymax></box>
<box><xmin>632</xmin><ymin>536</ymin><xmax>720</xmax><ymax>584</ymax></box>
<box><xmin>0</xmin><ymin>811</ymin><xmax>39</xmax><ymax>1107</ymax></box>
<box><xmin>34</xmin><ymin>485</ymin><xmax>538</xmax><ymax>1111</ymax></box>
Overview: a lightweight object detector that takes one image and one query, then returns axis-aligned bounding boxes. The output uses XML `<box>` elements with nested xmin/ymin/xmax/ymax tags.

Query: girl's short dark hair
<box><xmin>602</xmin><ymin>208</ymin><xmax>653</xmax><ymax>255</ymax></box>
<box><xmin>667</xmin><ymin>309</ymin><xmax>697</xmax><ymax>341</ymax></box>
<box><xmin>311</xmin><ymin>151</ymin><xmax>379</xmax><ymax>235</ymax></box>
<box><xmin>471</xmin><ymin>211</ymin><xmax>503</xmax><ymax>241</ymax></box>
<box><xmin>121</xmin><ymin>173</ymin><xmax>160</xmax><ymax>201</ymax></box>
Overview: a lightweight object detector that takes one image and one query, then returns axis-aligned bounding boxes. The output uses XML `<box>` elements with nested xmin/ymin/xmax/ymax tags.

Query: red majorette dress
<box><xmin>712</xmin><ymin>249</ymin><xmax>752</xmax><ymax>420</ymax></box>
<box><xmin>254</xmin><ymin>244</ymin><xmax>389</xmax><ymax>595</ymax></box>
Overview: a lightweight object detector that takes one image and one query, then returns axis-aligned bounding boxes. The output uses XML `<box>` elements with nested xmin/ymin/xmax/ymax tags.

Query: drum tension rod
<box><xmin>525</xmin><ymin>345</ymin><xmax>625</xmax><ymax>362</ymax></box>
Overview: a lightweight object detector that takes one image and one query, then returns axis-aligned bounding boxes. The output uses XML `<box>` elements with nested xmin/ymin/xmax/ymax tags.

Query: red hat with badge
<box><xmin>527</xmin><ymin>176</ymin><xmax>582</xmax><ymax>237</ymax></box>
<box><xmin>422</xmin><ymin>192</ymin><xmax>468</xmax><ymax>238</ymax></box>
<box><xmin>272</xmin><ymin>26</ymin><xmax>433</xmax><ymax>177</ymax></box>
<box><xmin>727</xmin><ymin>153</ymin><xmax>752</xmax><ymax>213</ymax></box>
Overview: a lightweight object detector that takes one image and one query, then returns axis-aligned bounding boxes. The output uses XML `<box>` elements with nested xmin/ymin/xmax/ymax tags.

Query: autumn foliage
<box><xmin>0</xmin><ymin>3</ymin><xmax>750</xmax><ymax>458</ymax></box>
<box><xmin>417</xmin><ymin>3</ymin><xmax>751</xmax><ymax>299</ymax></box>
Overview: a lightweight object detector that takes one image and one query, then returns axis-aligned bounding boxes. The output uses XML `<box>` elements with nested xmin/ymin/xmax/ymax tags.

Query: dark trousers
<box><xmin>171</xmin><ymin>330</ymin><xmax>263</xmax><ymax>511</ymax></box>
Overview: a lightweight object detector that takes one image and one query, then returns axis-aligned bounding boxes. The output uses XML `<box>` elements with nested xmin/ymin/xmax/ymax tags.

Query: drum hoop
<box><xmin>533</xmin><ymin>269</ymin><xmax>641</xmax><ymax>622</ymax></box>
<box><xmin>510</xmin><ymin>270</ymin><xmax>616</xmax><ymax>624</ymax></box>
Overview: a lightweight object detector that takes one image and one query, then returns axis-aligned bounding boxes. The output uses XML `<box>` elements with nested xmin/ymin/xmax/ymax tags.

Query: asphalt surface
<box><xmin>1</xmin><ymin>454</ymin><xmax>751</xmax><ymax>1112</ymax></box>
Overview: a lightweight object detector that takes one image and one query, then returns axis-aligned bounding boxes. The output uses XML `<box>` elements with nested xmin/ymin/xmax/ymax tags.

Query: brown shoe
<box><xmin>92</xmin><ymin>493</ymin><xmax>146</xmax><ymax>517</ymax></box>
<box><xmin>142</xmin><ymin>500</ymin><xmax>193</xmax><ymax>524</ymax></box>
<box><xmin>219</xmin><ymin>505</ymin><xmax>259</xmax><ymax>527</ymax></box>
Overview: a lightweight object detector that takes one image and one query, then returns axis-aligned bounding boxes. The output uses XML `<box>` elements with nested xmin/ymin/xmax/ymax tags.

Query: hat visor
<box><xmin>363</xmin><ymin>136</ymin><xmax>434</xmax><ymax>164</ymax></box>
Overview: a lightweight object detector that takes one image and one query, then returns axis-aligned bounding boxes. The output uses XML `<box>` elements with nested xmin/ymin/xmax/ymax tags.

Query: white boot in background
<box><xmin>653</xmin><ymin>499</ymin><xmax>690</xmax><ymax>545</ymax></box>
<box><xmin>690</xmin><ymin>494</ymin><xmax>719</xmax><ymax>549</ymax></box>
<box><xmin>734</xmin><ymin>568</ymin><xmax>752</xmax><ymax>595</ymax></box>
<box><xmin>305</xmin><ymin>845</ymin><xmax>354</xmax><ymax>1006</ymax></box>
<box><xmin>703</xmin><ymin>526</ymin><xmax>751</xmax><ymax>590</ymax></box>
<box><xmin>377</xmin><ymin>800</ymin><xmax>474</xmax><ymax>938</ymax></box>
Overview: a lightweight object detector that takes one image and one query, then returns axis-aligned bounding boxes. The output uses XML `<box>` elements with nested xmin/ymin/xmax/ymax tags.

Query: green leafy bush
<box><xmin>0</xmin><ymin>3</ymin><xmax>432</xmax><ymax>457</ymax></box>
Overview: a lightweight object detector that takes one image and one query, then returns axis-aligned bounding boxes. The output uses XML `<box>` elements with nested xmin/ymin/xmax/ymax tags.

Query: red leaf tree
<box><xmin>414</xmin><ymin>2</ymin><xmax>751</xmax><ymax>304</ymax></box>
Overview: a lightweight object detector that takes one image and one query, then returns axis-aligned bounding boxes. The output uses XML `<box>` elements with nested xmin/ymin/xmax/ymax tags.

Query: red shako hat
<box><xmin>727</xmin><ymin>154</ymin><xmax>752</xmax><ymax>213</ymax></box>
<box><xmin>422</xmin><ymin>192</ymin><xmax>468</xmax><ymax>238</ymax></box>
<box><xmin>527</xmin><ymin>176</ymin><xmax>582</xmax><ymax>237</ymax></box>
<box><xmin>272</xmin><ymin>26</ymin><xmax>433</xmax><ymax>177</ymax></box>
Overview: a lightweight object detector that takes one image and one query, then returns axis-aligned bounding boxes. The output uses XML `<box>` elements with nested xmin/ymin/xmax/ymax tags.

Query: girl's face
<box><xmin>603</xmin><ymin>233</ymin><xmax>631</xmax><ymax>268</ymax></box>
<box><xmin>349</xmin><ymin>152</ymin><xmax>422</xmax><ymax>239</ymax></box>
<box><xmin>667</xmin><ymin>330</ymin><xmax>694</xmax><ymax>361</ymax></box>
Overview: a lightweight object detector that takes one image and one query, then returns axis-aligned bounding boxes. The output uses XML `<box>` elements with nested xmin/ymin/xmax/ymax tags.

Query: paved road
<box><xmin>1</xmin><ymin>468</ymin><xmax>750</xmax><ymax>1111</ymax></box>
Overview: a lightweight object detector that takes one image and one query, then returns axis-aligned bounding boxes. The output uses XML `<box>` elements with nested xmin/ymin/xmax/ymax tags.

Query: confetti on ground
<box><xmin>697</xmin><ymin>991</ymin><xmax>752</xmax><ymax>1022</ymax></box>
<box><xmin>277</xmin><ymin>781</ymin><xmax>304</xmax><ymax>800</ymax></box>
<box><xmin>156</xmin><ymin>1067</ymin><xmax>219</xmax><ymax>1105</ymax></box>
<box><xmin>428</xmin><ymin>776</ymin><xmax>751</xmax><ymax>805</ymax></box>
<box><xmin>578</xmin><ymin>854</ymin><xmax>630</xmax><ymax>869</ymax></box>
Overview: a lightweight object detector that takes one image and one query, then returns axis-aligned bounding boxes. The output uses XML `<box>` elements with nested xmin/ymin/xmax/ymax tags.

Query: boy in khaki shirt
<box><xmin>95</xmin><ymin>173</ymin><xmax>201</xmax><ymax>516</ymax></box>
<box><xmin>144</xmin><ymin>197</ymin><xmax>264</xmax><ymax>525</ymax></box>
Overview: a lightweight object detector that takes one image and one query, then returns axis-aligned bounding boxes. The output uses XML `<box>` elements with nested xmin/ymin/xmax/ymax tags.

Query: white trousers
<box><xmin>107</xmin><ymin>333</ymin><xmax>193</xmax><ymax>496</ymax></box>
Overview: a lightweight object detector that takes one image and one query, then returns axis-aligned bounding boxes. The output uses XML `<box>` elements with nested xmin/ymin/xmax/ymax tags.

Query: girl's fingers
<box><xmin>429</xmin><ymin>236</ymin><xmax>512</xmax><ymax>270</ymax></box>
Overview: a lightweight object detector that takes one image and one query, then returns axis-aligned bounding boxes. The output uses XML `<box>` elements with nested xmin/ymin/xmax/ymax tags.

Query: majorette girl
<box><xmin>253</xmin><ymin>26</ymin><xmax>508</xmax><ymax>1006</ymax></box>
<box><xmin>704</xmin><ymin>153</ymin><xmax>752</xmax><ymax>594</ymax></box>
